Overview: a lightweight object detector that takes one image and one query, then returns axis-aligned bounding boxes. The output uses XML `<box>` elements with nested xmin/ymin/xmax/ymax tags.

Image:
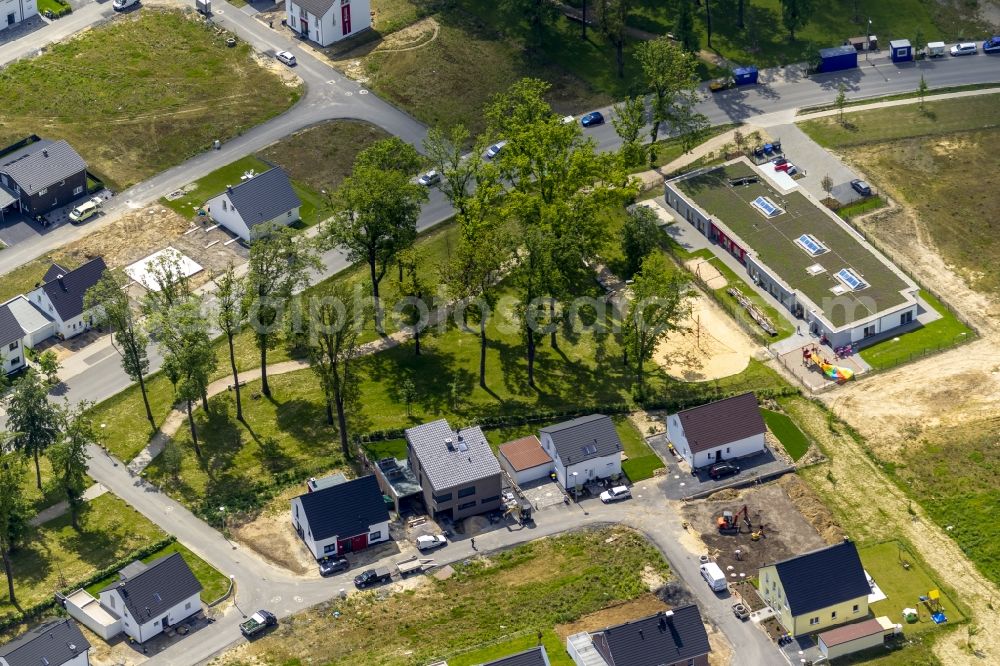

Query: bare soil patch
<box><xmin>553</xmin><ymin>594</ymin><xmax>668</xmax><ymax>640</ymax></box>
<box><xmin>682</xmin><ymin>481</ymin><xmax>829</xmax><ymax>580</ymax></box>
<box><xmin>655</xmin><ymin>293</ymin><xmax>761</xmax><ymax>381</ymax></box>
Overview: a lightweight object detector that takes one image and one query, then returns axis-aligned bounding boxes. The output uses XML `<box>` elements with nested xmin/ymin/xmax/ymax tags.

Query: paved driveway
<box><xmin>650</xmin><ymin>436</ymin><xmax>793</xmax><ymax>500</ymax></box>
<box><xmin>767</xmin><ymin>123</ymin><xmax>866</xmax><ymax>204</ymax></box>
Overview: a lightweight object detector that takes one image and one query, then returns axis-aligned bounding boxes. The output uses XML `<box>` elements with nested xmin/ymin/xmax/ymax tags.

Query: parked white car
<box><xmin>484</xmin><ymin>141</ymin><xmax>507</xmax><ymax>159</ymax></box>
<box><xmin>599</xmin><ymin>486</ymin><xmax>631</xmax><ymax>503</ymax></box>
<box><xmin>112</xmin><ymin>0</ymin><xmax>140</xmax><ymax>10</ymax></box>
<box><xmin>417</xmin><ymin>170</ymin><xmax>441</xmax><ymax>186</ymax></box>
<box><xmin>415</xmin><ymin>534</ymin><xmax>448</xmax><ymax>551</ymax></box>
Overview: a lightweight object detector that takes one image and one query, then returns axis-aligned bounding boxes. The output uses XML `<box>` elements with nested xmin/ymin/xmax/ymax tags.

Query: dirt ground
<box><xmin>681</xmin><ymin>479</ymin><xmax>830</xmax><ymax>580</ymax></box>
<box><xmin>655</xmin><ymin>292</ymin><xmax>763</xmax><ymax>381</ymax></box>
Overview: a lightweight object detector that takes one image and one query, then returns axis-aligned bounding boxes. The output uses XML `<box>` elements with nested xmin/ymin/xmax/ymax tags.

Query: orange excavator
<box><xmin>717</xmin><ymin>505</ymin><xmax>752</xmax><ymax>534</ymax></box>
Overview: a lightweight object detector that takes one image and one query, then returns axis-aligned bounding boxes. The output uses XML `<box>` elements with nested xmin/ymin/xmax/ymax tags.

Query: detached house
<box><xmin>758</xmin><ymin>540</ymin><xmax>871</xmax><ymax>637</ymax></box>
<box><xmin>0</xmin><ymin>619</ymin><xmax>90</xmax><ymax>666</ymax></box>
<box><xmin>0</xmin><ymin>0</ymin><xmax>38</xmax><ymax>35</ymax></box>
<box><xmin>27</xmin><ymin>258</ymin><xmax>107</xmax><ymax>340</ymax></box>
<box><xmin>0</xmin><ymin>303</ymin><xmax>26</xmax><ymax>375</ymax></box>
<box><xmin>539</xmin><ymin>415</ymin><xmax>623</xmax><ymax>490</ymax></box>
<box><xmin>667</xmin><ymin>392</ymin><xmax>767</xmax><ymax>470</ymax></box>
<box><xmin>0</xmin><ymin>137</ymin><xmax>88</xmax><ymax>217</ymax></box>
<box><xmin>478</xmin><ymin>646</ymin><xmax>551</xmax><ymax>666</ymax></box>
<box><xmin>207</xmin><ymin>168</ymin><xmax>301</xmax><ymax>243</ymax></box>
<box><xmin>291</xmin><ymin>474</ymin><xmax>390</xmax><ymax>560</ymax></box>
<box><xmin>285</xmin><ymin>0</ymin><xmax>371</xmax><ymax>47</ymax></box>
<box><xmin>567</xmin><ymin>606</ymin><xmax>712</xmax><ymax>666</ymax></box>
<box><xmin>98</xmin><ymin>553</ymin><xmax>203</xmax><ymax>644</ymax></box>
<box><xmin>406</xmin><ymin>419</ymin><xmax>502</xmax><ymax>521</ymax></box>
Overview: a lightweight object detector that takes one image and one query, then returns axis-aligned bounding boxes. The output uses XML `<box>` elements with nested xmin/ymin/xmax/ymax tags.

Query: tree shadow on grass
<box><xmin>273</xmin><ymin>398</ymin><xmax>336</xmax><ymax>454</ymax></box>
<box><xmin>365</xmin><ymin>340</ymin><xmax>477</xmax><ymax>420</ymax></box>
<box><xmin>8</xmin><ymin>540</ymin><xmax>53</xmax><ymax>589</ymax></box>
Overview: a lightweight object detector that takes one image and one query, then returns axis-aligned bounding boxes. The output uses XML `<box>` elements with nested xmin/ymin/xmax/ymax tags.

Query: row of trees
<box><xmin>1</xmin><ymin>373</ymin><xmax>94</xmax><ymax>609</ymax></box>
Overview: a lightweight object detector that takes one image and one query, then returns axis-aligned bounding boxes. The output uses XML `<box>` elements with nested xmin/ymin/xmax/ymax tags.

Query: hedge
<box><xmin>0</xmin><ymin>535</ymin><xmax>176</xmax><ymax>634</ymax></box>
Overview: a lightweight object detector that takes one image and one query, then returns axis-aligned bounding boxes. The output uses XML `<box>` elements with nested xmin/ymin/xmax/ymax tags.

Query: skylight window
<box><xmin>796</xmin><ymin>234</ymin><xmax>828</xmax><ymax>256</ymax></box>
<box><xmin>751</xmin><ymin>195</ymin><xmax>783</xmax><ymax>218</ymax></box>
<box><xmin>836</xmin><ymin>268</ymin><xmax>868</xmax><ymax>291</ymax></box>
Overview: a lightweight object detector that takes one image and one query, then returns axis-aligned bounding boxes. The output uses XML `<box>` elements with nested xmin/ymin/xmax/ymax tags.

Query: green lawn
<box><xmin>84</xmin><ymin>541</ymin><xmax>230</xmax><ymax>604</ymax></box>
<box><xmin>860</xmin><ymin>541</ymin><xmax>965</xmax><ymax>634</ymax></box>
<box><xmin>90</xmin><ymin>372</ymin><xmax>177</xmax><ymax>462</ymax></box>
<box><xmin>836</xmin><ymin>195</ymin><xmax>888</xmax><ymax>221</ymax></box>
<box><xmin>215</xmin><ymin>528</ymin><xmax>668</xmax><ymax>666</ymax></box>
<box><xmin>760</xmin><ymin>408</ymin><xmax>810</xmax><ymax>461</ymax></box>
<box><xmin>859</xmin><ymin>291</ymin><xmax>973</xmax><ymax>371</ymax></box>
<box><xmin>0</xmin><ymin>494</ymin><xmax>166</xmax><ymax>621</ymax></box>
<box><xmin>0</xmin><ymin>255</ymin><xmax>81</xmax><ymax>305</ymax></box>
<box><xmin>798</xmin><ymin>93</ymin><xmax>1000</xmax><ymax>149</ymax></box>
<box><xmin>0</xmin><ymin>10</ymin><xmax>299</xmax><ymax>191</ymax></box>
<box><xmin>35</xmin><ymin>0</ymin><xmax>70</xmax><ymax>16</ymax></box>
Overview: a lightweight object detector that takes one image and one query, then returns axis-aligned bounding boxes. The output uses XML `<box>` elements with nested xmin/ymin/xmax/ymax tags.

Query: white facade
<box><xmin>207</xmin><ymin>190</ymin><xmax>299</xmax><ymax>243</ymax></box>
<box><xmin>290</xmin><ymin>496</ymin><xmax>390</xmax><ymax>560</ymax></box>
<box><xmin>4</xmin><ymin>295</ymin><xmax>56</xmax><ymax>347</ymax></box>
<box><xmin>63</xmin><ymin>589</ymin><xmax>122</xmax><ymax>641</ymax></box>
<box><xmin>539</xmin><ymin>432</ymin><xmax>621</xmax><ymax>490</ymax></box>
<box><xmin>667</xmin><ymin>414</ymin><xmax>766</xmax><ymax>469</ymax></box>
<box><xmin>2</xmin><ymin>338</ymin><xmax>24</xmax><ymax>375</ymax></box>
<box><xmin>25</xmin><ymin>287</ymin><xmax>91</xmax><ymax>339</ymax></box>
<box><xmin>0</xmin><ymin>0</ymin><xmax>38</xmax><ymax>31</ymax></box>
<box><xmin>499</xmin><ymin>457</ymin><xmax>553</xmax><ymax>486</ymax></box>
<box><xmin>98</xmin><ymin>588</ymin><xmax>201</xmax><ymax>643</ymax></box>
<box><xmin>285</xmin><ymin>0</ymin><xmax>371</xmax><ymax>47</ymax></box>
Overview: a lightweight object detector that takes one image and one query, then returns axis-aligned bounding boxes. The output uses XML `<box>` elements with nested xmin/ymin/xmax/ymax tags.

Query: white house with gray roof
<box><xmin>285</xmin><ymin>0</ymin><xmax>370</xmax><ymax>47</ymax></box>
<box><xmin>0</xmin><ymin>619</ymin><xmax>90</xmax><ymax>666</ymax></box>
<box><xmin>27</xmin><ymin>258</ymin><xmax>106</xmax><ymax>340</ymax></box>
<box><xmin>207</xmin><ymin>167</ymin><xmax>301</xmax><ymax>243</ymax></box>
<box><xmin>539</xmin><ymin>415</ymin><xmax>623</xmax><ymax>490</ymax></box>
<box><xmin>405</xmin><ymin>419</ymin><xmax>502</xmax><ymax>521</ymax></box>
<box><xmin>0</xmin><ymin>302</ymin><xmax>27</xmax><ymax>376</ymax></box>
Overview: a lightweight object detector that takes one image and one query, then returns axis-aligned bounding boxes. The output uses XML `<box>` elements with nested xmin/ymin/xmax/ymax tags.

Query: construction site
<box><xmin>681</xmin><ymin>478</ymin><xmax>837</xmax><ymax>583</ymax></box>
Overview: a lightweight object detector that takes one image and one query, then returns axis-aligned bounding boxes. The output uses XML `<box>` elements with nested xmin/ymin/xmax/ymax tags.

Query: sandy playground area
<box><xmin>655</xmin><ymin>292</ymin><xmax>762</xmax><ymax>381</ymax></box>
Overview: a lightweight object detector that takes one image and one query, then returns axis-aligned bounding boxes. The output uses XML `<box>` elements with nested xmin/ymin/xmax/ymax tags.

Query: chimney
<box><xmin>664</xmin><ymin>610</ymin><xmax>674</xmax><ymax>618</ymax></box>
<box><xmin>226</xmin><ymin>185</ymin><xmax>233</xmax><ymax>192</ymax></box>
<box><xmin>445</xmin><ymin>437</ymin><xmax>454</xmax><ymax>451</ymax></box>
<box><xmin>42</xmin><ymin>149</ymin><xmax>49</xmax><ymax>158</ymax></box>
<box><xmin>57</xmin><ymin>275</ymin><xmax>66</xmax><ymax>291</ymax></box>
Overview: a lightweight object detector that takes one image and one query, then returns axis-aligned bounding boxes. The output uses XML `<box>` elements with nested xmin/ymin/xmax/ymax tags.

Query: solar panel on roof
<box><xmin>751</xmin><ymin>195</ymin><xmax>783</xmax><ymax>217</ymax></box>
<box><xmin>836</xmin><ymin>268</ymin><xmax>867</xmax><ymax>290</ymax></box>
<box><xmin>795</xmin><ymin>234</ymin><xmax>827</xmax><ymax>256</ymax></box>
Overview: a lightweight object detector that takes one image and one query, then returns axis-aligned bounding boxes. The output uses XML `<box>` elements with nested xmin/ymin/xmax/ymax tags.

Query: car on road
<box><xmin>708</xmin><ymin>461</ymin><xmax>740</xmax><ymax>480</ymax></box>
<box><xmin>599</xmin><ymin>486</ymin><xmax>631</xmax><ymax>503</ymax></box>
<box><xmin>950</xmin><ymin>42</ymin><xmax>977</xmax><ymax>56</ymax></box>
<box><xmin>68</xmin><ymin>198</ymin><xmax>101</xmax><ymax>224</ymax></box>
<box><xmin>850</xmin><ymin>179</ymin><xmax>872</xmax><ymax>196</ymax></box>
<box><xmin>319</xmin><ymin>556</ymin><xmax>350</xmax><ymax>576</ymax></box>
<box><xmin>354</xmin><ymin>567</ymin><xmax>392</xmax><ymax>588</ymax></box>
<box><xmin>485</xmin><ymin>140</ymin><xmax>507</xmax><ymax>159</ymax></box>
<box><xmin>276</xmin><ymin>51</ymin><xmax>297</xmax><ymax>66</ymax></box>
<box><xmin>415</xmin><ymin>534</ymin><xmax>448</xmax><ymax>551</ymax></box>
<box><xmin>112</xmin><ymin>0</ymin><xmax>140</xmax><ymax>9</ymax></box>
<box><xmin>984</xmin><ymin>37</ymin><xmax>1000</xmax><ymax>54</ymax></box>
<box><xmin>580</xmin><ymin>111</ymin><xmax>605</xmax><ymax>127</ymax></box>
<box><xmin>239</xmin><ymin>610</ymin><xmax>276</xmax><ymax>638</ymax></box>
<box><xmin>417</xmin><ymin>170</ymin><xmax>441</xmax><ymax>186</ymax></box>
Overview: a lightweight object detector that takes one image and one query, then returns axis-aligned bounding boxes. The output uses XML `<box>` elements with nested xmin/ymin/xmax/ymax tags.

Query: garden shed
<box><xmin>818</xmin><ymin>45</ymin><xmax>858</xmax><ymax>72</ymax></box>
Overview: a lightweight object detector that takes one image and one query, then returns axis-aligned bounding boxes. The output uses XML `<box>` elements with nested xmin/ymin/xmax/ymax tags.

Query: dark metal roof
<box><xmin>101</xmin><ymin>552</ymin><xmax>202</xmax><ymax>625</ymax></box>
<box><xmin>406</xmin><ymin>419</ymin><xmax>502</xmax><ymax>491</ymax></box>
<box><xmin>43</xmin><ymin>263</ymin><xmax>69</xmax><ymax>284</ymax></box>
<box><xmin>0</xmin><ymin>619</ymin><xmax>90</xmax><ymax>666</ymax></box>
<box><xmin>294</xmin><ymin>475</ymin><xmax>389</xmax><ymax>541</ymax></box>
<box><xmin>675</xmin><ymin>392</ymin><xmax>765</xmax><ymax>454</ymax></box>
<box><xmin>592</xmin><ymin>606</ymin><xmax>711</xmax><ymax>666</ymax></box>
<box><xmin>479</xmin><ymin>646</ymin><xmax>549</xmax><ymax>666</ymax></box>
<box><xmin>770</xmin><ymin>541</ymin><xmax>870</xmax><ymax>616</ymax></box>
<box><xmin>0</xmin><ymin>139</ymin><xmax>87</xmax><ymax>196</ymax></box>
<box><xmin>539</xmin><ymin>414</ymin><xmax>623</xmax><ymax>465</ymax></box>
<box><xmin>0</xmin><ymin>303</ymin><xmax>26</xmax><ymax>348</ymax></box>
<box><xmin>38</xmin><ymin>257</ymin><xmax>107</xmax><ymax>321</ymax></box>
<box><xmin>218</xmin><ymin>168</ymin><xmax>301</xmax><ymax>229</ymax></box>
<box><xmin>819</xmin><ymin>45</ymin><xmax>858</xmax><ymax>58</ymax></box>
<box><xmin>290</xmin><ymin>0</ymin><xmax>337</xmax><ymax>19</ymax></box>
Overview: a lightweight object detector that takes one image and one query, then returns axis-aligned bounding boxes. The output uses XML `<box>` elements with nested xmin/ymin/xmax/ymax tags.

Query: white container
<box><xmin>927</xmin><ymin>42</ymin><xmax>946</xmax><ymax>57</ymax></box>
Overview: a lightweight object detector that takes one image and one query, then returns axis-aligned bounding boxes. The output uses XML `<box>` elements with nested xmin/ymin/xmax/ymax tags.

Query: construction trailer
<box><xmin>889</xmin><ymin>39</ymin><xmax>913</xmax><ymax>62</ymax></box>
<box><xmin>819</xmin><ymin>45</ymin><xmax>859</xmax><ymax>72</ymax></box>
<box><xmin>733</xmin><ymin>66</ymin><xmax>759</xmax><ymax>85</ymax></box>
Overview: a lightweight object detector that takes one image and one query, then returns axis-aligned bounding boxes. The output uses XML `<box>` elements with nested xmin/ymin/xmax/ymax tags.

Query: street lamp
<box><xmin>572</xmin><ymin>472</ymin><xmax>579</xmax><ymax>502</ymax></box>
<box><xmin>866</xmin><ymin>18</ymin><xmax>872</xmax><ymax>62</ymax></box>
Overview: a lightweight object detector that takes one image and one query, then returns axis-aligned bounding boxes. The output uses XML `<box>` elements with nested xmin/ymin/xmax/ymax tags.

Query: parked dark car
<box><xmin>319</xmin><ymin>556</ymin><xmax>350</xmax><ymax>577</ymax></box>
<box><xmin>708</xmin><ymin>462</ymin><xmax>740</xmax><ymax>480</ymax></box>
<box><xmin>850</xmin><ymin>179</ymin><xmax>872</xmax><ymax>196</ymax></box>
<box><xmin>354</xmin><ymin>567</ymin><xmax>392</xmax><ymax>588</ymax></box>
<box><xmin>580</xmin><ymin>111</ymin><xmax>605</xmax><ymax>127</ymax></box>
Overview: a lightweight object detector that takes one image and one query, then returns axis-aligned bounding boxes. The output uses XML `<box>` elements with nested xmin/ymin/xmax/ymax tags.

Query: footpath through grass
<box><xmin>215</xmin><ymin>527</ymin><xmax>668</xmax><ymax>666</ymax></box>
<box><xmin>0</xmin><ymin>10</ymin><xmax>300</xmax><ymax>190</ymax></box>
<box><xmin>84</xmin><ymin>541</ymin><xmax>229</xmax><ymax>604</ymax></box>
<box><xmin>0</xmin><ymin>494</ymin><xmax>166</xmax><ymax>622</ymax></box>
<box><xmin>859</xmin><ymin>291</ymin><xmax>973</xmax><ymax>370</ymax></box>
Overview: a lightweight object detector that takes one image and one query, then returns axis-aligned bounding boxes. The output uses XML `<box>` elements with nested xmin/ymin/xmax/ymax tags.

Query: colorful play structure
<box><xmin>802</xmin><ymin>346</ymin><xmax>855</xmax><ymax>382</ymax></box>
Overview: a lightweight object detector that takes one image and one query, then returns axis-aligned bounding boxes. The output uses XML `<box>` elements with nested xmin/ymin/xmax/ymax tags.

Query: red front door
<box><xmin>337</xmin><ymin>533</ymin><xmax>368</xmax><ymax>553</ymax></box>
<box><xmin>341</xmin><ymin>3</ymin><xmax>352</xmax><ymax>35</ymax></box>
<box><xmin>299</xmin><ymin>17</ymin><xmax>309</xmax><ymax>37</ymax></box>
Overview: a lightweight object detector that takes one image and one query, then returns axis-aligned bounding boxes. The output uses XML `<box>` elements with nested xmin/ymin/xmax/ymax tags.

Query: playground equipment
<box><xmin>919</xmin><ymin>589</ymin><xmax>948</xmax><ymax>624</ymax></box>
<box><xmin>804</xmin><ymin>348</ymin><xmax>854</xmax><ymax>382</ymax></box>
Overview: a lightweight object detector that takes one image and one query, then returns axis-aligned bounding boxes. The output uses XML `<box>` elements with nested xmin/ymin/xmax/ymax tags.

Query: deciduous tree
<box><xmin>4</xmin><ymin>370</ymin><xmax>63</xmax><ymax>489</ymax></box>
<box><xmin>423</xmin><ymin>125</ymin><xmax>476</xmax><ymax>221</ymax></box>
<box><xmin>216</xmin><ymin>264</ymin><xmax>247</xmax><ymax>421</ymax></box>
<box><xmin>246</xmin><ymin>226</ymin><xmax>317</xmax><ymax>397</ymax></box>
<box><xmin>621</xmin><ymin>205</ymin><xmax>661</xmax><ymax>279</ymax></box>
<box><xmin>0</xmin><ymin>450</ymin><xmax>28</xmax><ymax>610</ymax></box>
<box><xmin>821</xmin><ymin>174</ymin><xmax>834</xmax><ymax>196</ymax></box>
<box><xmin>86</xmin><ymin>273</ymin><xmax>155</xmax><ymax>429</ymax></box>
<box><xmin>676</xmin><ymin>0</ymin><xmax>699</xmax><ymax>53</ymax></box>
<box><xmin>835</xmin><ymin>82</ymin><xmax>847</xmax><ymax>125</ymax></box>
<box><xmin>779</xmin><ymin>0</ymin><xmax>814</xmax><ymax>41</ymax></box>
<box><xmin>623</xmin><ymin>252</ymin><xmax>693</xmax><ymax>396</ymax></box>
<box><xmin>48</xmin><ymin>403</ymin><xmax>93</xmax><ymax>531</ymax></box>
<box><xmin>917</xmin><ymin>75</ymin><xmax>928</xmax><ymax>112</ymax></box>
<box><xmin>635</xmin><ymin>37</ymin><xmax>702</xmax><ymax>151</ymax></box>
<box><xmin>37</xmin><ymin>350</ymin><xmax>61</xmax><ymax>386</ymax></box>
<box><xmin>597</xmin><ymin>0</ymin><xmax>633</xmax><ymax>78</ymax></box>
<box><xmin>611</xmin><ymin>96</ymin><xmax>648</xmax><ymax>168</ymax></box>
<box><xmin>142</xmin><ymin>250</ymin><xmax>191</xmax><ymax>315</ymax></box>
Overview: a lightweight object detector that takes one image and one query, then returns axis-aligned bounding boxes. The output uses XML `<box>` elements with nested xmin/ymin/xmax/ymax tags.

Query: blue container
<box><xmin>889</xmin><ymin>39</ymin><xmax>913</xmax><ymax>62</ymax></box>
<box><xmin>818</xmin><ymin>45</ymin><xmax>858</xmax><ymax>72</ymax></box>
<box><xmin>733</xmin><ymin>66</ymin><xmax>759</xmax><ymax>85</ymax></box>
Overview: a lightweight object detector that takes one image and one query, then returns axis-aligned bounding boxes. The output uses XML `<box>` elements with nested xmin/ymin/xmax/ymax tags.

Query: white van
<box><xmin>68</xmin><ymin>199</ymin><xmax>100</xmax><ymax>224</ymax></box>
<box><xmin>113</xmin><ymin>0</ymin><xmax>140</xmax><ymax>11</ymax></box>
<box><xmin>700</xmin><ymin>562</ymin><xmax>729</xmax><ymax>593</ymax></box>
<box><xmin>926</xmin><ymin>42</ymin><xmax>946</xmax><ymax>58</ymax></box>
